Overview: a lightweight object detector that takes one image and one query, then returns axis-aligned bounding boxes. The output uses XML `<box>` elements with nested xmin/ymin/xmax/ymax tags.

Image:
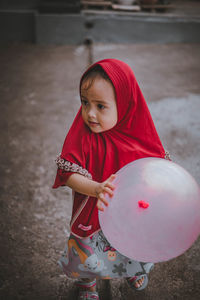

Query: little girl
<box><xmin>53</xmin><ymin>59</ymin><xmax>169</xmax><ymax>300</ymax></box>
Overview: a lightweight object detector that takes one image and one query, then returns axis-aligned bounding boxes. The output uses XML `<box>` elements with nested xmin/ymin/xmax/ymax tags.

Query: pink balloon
<box><xmin>99</xmin><ymin>158</ymin><xmax>200</xmax><ymax>262</ymax></box>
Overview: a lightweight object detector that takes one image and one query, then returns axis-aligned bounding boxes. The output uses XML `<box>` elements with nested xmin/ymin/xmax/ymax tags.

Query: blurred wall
<box><xmin>0</xmin><ymin>0</ymin><xmax>40</xmax><ymax>9</ymax></box>
<box><xmin>0</xmin><ymin>0</ymin><xmax>37</xmax><ymax>42</ymax></box>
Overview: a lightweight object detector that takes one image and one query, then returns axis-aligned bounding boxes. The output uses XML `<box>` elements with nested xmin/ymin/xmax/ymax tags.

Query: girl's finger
<box><xmin>103</xmin><ymin>186</ymin><xmax>114</xmax><ymax>197</ymax></box>
<box><xmin>108</xmin><ymin>174</ymin><xmax>116</xmax><ymax>182</ymax></box>
<box><xmin>105</xmin><ymin>182</ymin><xmax>116</xmax><ymax>190</ymax></box>
<box><xmin>98</xmin><ymin>193</ymin><xmax>108</xmax><ymax>206</ymax></box>
<box><xmin>97</xmin><ymin>200</ymin><xmax>104</xmax><ymax>211</ymax></box>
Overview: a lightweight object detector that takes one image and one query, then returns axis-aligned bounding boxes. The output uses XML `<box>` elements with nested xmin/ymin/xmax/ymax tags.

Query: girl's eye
<box><xmin>81</xmin><ymin>100</ymin><xmax>88</xmax><ymax>106</ymax></box>
<box><xmin>97</xmin><ymin>104</ymin><xmax>105</xmax><ymax>110</ymax></box>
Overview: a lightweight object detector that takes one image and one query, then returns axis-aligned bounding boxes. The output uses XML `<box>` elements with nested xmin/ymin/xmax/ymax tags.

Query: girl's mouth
<box><xmin>88</xmin><ymin>121</ymin><xmax>99</xmax><ymax>127</ymax></box>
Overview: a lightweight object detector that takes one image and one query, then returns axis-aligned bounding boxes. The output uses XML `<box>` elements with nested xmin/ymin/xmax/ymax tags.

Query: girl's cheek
<box><xmin>81</xmin><ymin>110</ymin><xmax>86</xmax><ymax>122</ymax></box>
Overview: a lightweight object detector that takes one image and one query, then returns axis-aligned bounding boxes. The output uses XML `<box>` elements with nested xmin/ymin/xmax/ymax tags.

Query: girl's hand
<box><xmin>95</xmin><ymin>174</ymin><xmax>116</xmax><ymax>211</ymax></box>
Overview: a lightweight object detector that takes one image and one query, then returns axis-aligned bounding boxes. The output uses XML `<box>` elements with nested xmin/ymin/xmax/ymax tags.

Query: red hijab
<box><xmin>53</xmin><ymin>58</ymin><xmax>165</xmax><ymax>188</ymax></box>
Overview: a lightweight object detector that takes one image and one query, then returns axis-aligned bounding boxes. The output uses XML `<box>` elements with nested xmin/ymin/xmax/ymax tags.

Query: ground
<box><xmin>0</xmin><ymin>42</ymin><xmax>200</xmax><ymax>300</ymax></box>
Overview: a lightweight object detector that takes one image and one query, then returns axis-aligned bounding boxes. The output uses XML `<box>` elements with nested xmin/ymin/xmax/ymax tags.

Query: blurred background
<box><xmin>0</xmin><ymin>1</ymin><xmax>200</xmax><ymax>299</ymax></box>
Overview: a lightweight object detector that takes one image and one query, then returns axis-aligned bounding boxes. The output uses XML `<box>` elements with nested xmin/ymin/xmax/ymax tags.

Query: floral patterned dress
<box><xmin>58</xmin><ymin>230</ymin><xmax>153</xmax><ymax>279</ymax></box>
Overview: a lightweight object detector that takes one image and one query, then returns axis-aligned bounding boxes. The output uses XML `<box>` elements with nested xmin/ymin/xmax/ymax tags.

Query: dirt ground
<box><xmin>0</xmin><ymin>42</ymin><xmax>200</xmax><ymax>300</ymax></box>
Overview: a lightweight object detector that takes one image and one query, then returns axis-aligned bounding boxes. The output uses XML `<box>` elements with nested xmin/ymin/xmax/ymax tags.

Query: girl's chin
<box><xmin>90</xmin><ymin>127</ymin><xmax>103</xmax><ymax>133</ymax></box>
<box><xmin>87</xmin><ymin>122</ymin><xmax>102</xmax><ymax>132</ymax></box>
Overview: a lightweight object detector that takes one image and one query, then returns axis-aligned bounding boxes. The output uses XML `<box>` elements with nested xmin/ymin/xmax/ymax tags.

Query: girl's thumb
<box><xmin>109</xmin><ymin>174</ymin><xmax>116</xmax><ymax>181</ymax></box>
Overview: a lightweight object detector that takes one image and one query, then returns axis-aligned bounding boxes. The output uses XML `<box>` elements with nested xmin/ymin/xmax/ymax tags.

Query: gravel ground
<box><xmin>0</xmin><ymin>42</ymin><xmax>200</xmax><ymax>300</ymax></box>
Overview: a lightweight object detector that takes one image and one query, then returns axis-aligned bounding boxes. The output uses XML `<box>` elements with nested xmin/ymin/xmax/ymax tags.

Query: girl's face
<box><xmin>81</xmin><ymin>76</ymin><xmax>118</xmax><ymax>133</ymax></box>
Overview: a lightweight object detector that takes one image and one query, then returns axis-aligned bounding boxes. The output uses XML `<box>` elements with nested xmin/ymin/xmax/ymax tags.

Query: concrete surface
<box><xmin>34</xmin><ymin>1</ymin><xmax>200</xmax><ymax>44</ymax></box>
<box><xmin>35</xmin><ymin>12</ymin><xmax>200</xmax><ymax>44</ymax></box>
<box><xmin>0</xmin><ymin>42</ymin><xmax>200</xmax><ymax>300</ymax></box>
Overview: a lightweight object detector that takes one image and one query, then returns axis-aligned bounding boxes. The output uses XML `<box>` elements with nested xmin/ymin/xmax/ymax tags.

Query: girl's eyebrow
<box><xmin>94</xmin><ymin>99</ymin><xmax>108</xmax><ymax>104</ymax></box>
<box><xmin>80</xmin><ymin>96</ymin><xmax>108</xmax><ymax>105</ymax></box>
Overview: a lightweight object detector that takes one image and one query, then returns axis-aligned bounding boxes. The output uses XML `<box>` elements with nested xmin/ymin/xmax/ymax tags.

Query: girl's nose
<box><xmin>88</xmin><ymin>107</ymin><xmax>96</xmax><ymax>118</ymax></box>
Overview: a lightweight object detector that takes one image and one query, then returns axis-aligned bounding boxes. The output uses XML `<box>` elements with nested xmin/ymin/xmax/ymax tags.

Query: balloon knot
<box><xmin>138</xmin><ymin>200</ymin><xmax>149</xmax><ymax>209</ymax></box>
